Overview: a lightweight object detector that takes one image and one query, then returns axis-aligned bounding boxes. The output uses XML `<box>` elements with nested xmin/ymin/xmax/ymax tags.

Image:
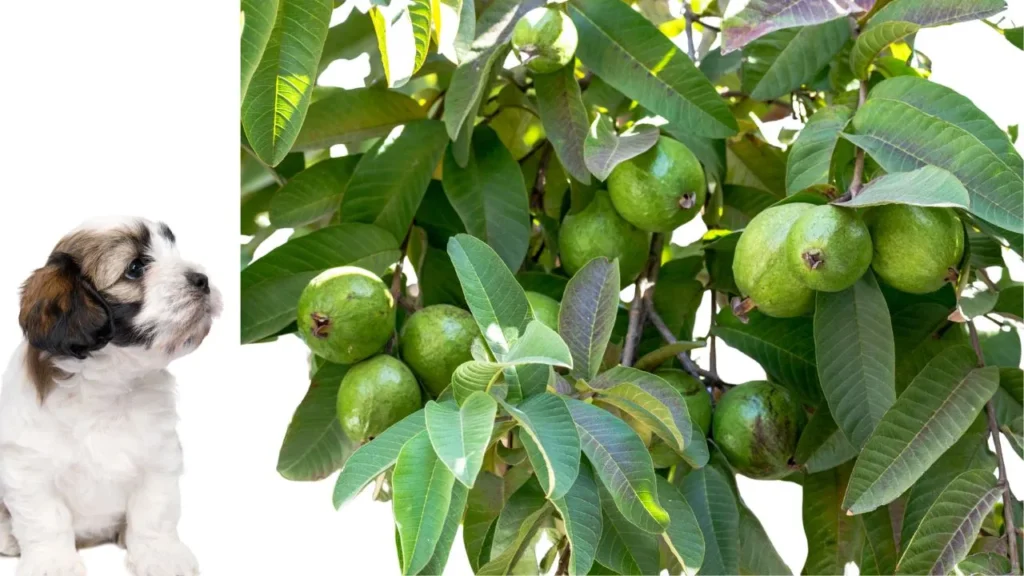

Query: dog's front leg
<box><xmin>124</xmin><ymin>473</ymin><xmax>197</xmax><ymax>576</ymax></box>
<box><xmin>4</xmin><ymin>485</ymin><xmax>85</xmax><ymax>576</ymax></box>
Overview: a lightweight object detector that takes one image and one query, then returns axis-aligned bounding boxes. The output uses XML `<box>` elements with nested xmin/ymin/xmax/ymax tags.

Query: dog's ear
<box><xmin>19</xmin><ymin>253</ymin><xmax>114</xmax><ymax>359</ymax></box>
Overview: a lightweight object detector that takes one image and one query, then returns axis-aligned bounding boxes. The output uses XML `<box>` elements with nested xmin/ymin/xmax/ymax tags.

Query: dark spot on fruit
<box><xmin>311</xmin><ymin>312</ymin><xmax>331</xmax><ymax>339</ymax></box>
<box><xmin>802</xmin><ymin>250</ymin><xmax>824</xmax><ymax>270</ymax></box>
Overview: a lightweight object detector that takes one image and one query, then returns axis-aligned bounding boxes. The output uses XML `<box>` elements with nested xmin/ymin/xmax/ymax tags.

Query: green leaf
<box><xmin>340</xmin><ymin>120</ymin><xmax>448</xmax><ymax>242</ymax></box>
<box><xmin>505</xmin><ymin>321</ymin><xmax>574</xmax><ymax>367</ymax></box>
<box><xmin>1005</xmin><ymin>26</ymin><xmax>1024</xmax><ymax>50</ymax></box>
<box><xmin>896</xmin><ymin>470</ymin><xmax>1002</xmax><ymax>575</ymax></box>
<box><xmin>721</xmin><ymin>0</ymin><xmax>862</xmax><ymax>53</ymax></box>
<box><xmin>850</xmin><ymin>21</ymin><xmax>920</xmax><ymax>79</ymax></box>
<box><xmin>786</xmin><ymin>105</ymin><xmax>853</xmax><ymax>194</ymax></box>
<box><xmin>241</xmin><ymin>223</ymin><xmax>400</xmax><ymax>343</ymax></box>
<box><xmin>240</xmin><ymin>0</ymin><xmax>279</xmax><ymax>102</ymax></box>
<box><xmin>994</xmin><ymin>284</ymin><xmax>1023</xmax><ymax>319</ymax></box>
<box><xmin>369</xmin><ymin>0</ymin><xmax>431</xmax><ymax>88</ymax></box>
<box><xmin>657</xmin><ymin>477</ymin><xmax>705</xmax><ymax>575</ymax></box>
<box><xmin>416</xmin><ymin>481</ymin><xmax>469</xmax><ymax>576</ymax></box>
<box><xmin>590</xmin><ymin>366</ymin><xmax>695</xmax><ymax>455</ymax></box>
<box><xmin>738</xmin><ymin>506</ymin><xmax>791</xmax><ymax>575</ymax></box>
<box><xmin>425</xmin><ymin>394</ymin><xmax>496</xmax><ymax>487</ymax></box>
<box><xmin>957</xmin><ymin>552</ymin><xmax>1012</xmax><ymax>576</ymax></box>
<box><xmin>268</xmin><ymin>156</ymin><xmax>360</xmax><ymax>227</ymax></box>
<box><xmin>595</xmin><ymin>485</ymin><xmax>661</xmax><ymax>575</ymax></box>
<box><xmin>679</xmin><ymin>465</ymin><xmax>740</xmax><ymax>575</ymax></box>
<box><xmin>442</xmin><ymin>126</ymin><xmax>531</xmax><ymax>271</ymax></box>
<box><xmin>794</xmin><ymin>409</ymin><xmax>857</xmax><ymax>474</ymax></box>
<box><xmin>866</xmin><ymin>0</ymin><xmax>1006</xmax><ymax>29</ymax></box>
<box><xmin>713</xmin><ymin>308</ymin><xmax>824</xmax><ymax>406</ymax></box>
<box><xmin>564</xmin><ymin>399</ymin><xmax>669</xmax><ymax>533</ymax></box>
<box><xmin>241</xmin><ymin>0</ymin><xmax>333</xmax><ymax>166</ymax></box>
<box><xmin>551</xmin><ymin>463</ymin><xmax>602</xmax><ymax>576</ymax></box>
<box><xmin>443</xmin><ymin>44</ymin><xmax>509</xmax><ymax>142</ymax></box>
<box><xmin>803</xmin><ymin>462</ymin><xmax>864</xmax><ymax>576</ymax></box>
<box><xmin>661</xmin><ymin>124</ymin><xmax>728</xmax><ymax>187</ymax></box>
<box><xmin>727</xmin><ymin>134</ymin><xmax>788</xmax><ymax>196</ymax></box>
<box><xmin>741</xmin><ymin>20</ymin><xmax>851</xmax><ymax>101</ymax></box>
<box><xmin>633</xmin><ymin>341</ymin><xmax>705</xmax><ymax>372</ymax></box>
<box><xmin>333</xmin><ymin>409</ymin><xmax>426</xmax><ymax>509</ymax></box>
<box><xmin>291</xmin><ymin>88</ymin><xmax>426</xmax><ymax>151</ymax></box>
<box><xmin>499</xmin><ymin>393</ymin><xmax>581</xmax><ymax>499</ymax></box>
<box><xmin>860</xmin><ymin>506</ymin><xmax>899</xmax><ymax>576</ymax></box>
<box><xmin>844</xmin><ymin>77</ymin><xmax>1024</xmax><ymax>233</ymax></box>
<box><xmin>992</xmin><ymin>386</ymin><xmax>1023</xmax><ymax>458</ymax></box>
<box><xmin>464</xmin><ymin>472</ymin><xmax>505</xmax><ymax>571</ymax></box>
<box><xmin>569</xmin><ymin>0</ymin><xmax>737</xmax><ymax>138</ymax></box>
<box><xmin>450</xmin><ymin>361</ymin><xmax>505</xmax><ymax>405</ymax></box>
<box><xmin>276</xmin><ymin>362</ymin><xmax>356</xmax><ymax>481</ymax></box>
<box><xmin>582</xmin><ymin>116</ymin><xmax>660</xmax><ymax>181</ymax></box>
<box><xmin>477</xmin><ymin>481</ymin><xmax>554</xmax><ymax>575</ymax></box>
<box><xmin>843</xmin><ymin>347</ymin><xmax>1000</xmax><ymax>514</ymax></box>
<box><xmin>558</xmin><ymin>256</ymin><xmax>620</xmax><ymax>381</ymax></box>
<box><xmin>318</xmin><ymin>12</ymin><xmax>380</xmax><ymax>76</ymax></box>
<box><xmin>393</xmin><ymin>431</ymin><xmax>456</xmax><ymax>575</ymax></box>
<box><xmin>814</xmin><ymin>272</ymin><xmax>897</xmax><ymax>449</ymax></box>
<box><xmin>838</xmin><ymin>165</ymin><xmax>972</xmax><ymax>210</ymax></box>
<box><xmin>534</xmin><ymin>64</ymin><xmax>592</xmax><ymax>184</ymax></box>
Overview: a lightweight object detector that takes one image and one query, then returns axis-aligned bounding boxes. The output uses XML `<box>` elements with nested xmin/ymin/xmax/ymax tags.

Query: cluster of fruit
<box><xmin>734</xmin><ymin>202</ymin><xmax>965</xmax><ymax>318</ymax></box>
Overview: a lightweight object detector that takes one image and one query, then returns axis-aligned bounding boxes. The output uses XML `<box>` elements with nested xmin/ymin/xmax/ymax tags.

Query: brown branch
<box><xmin>709</xmin><ymin>291</ymin><xmax>718</xmax><ymax>375</ymax></box>
<box><xmin>623</xmin><ymin>235</ymin><xmax>664</xmax><ymax>366</ymax></box>
<box><xmin>241</xmin><ymin>143</ymin><xmax>287</xmax><ymax>187</ymax></box>
<box><xmin>385</xmin><ymin>229</ymin><xmax>413</xmax><ymax>354</ymax></box>
<box><xmin>683</xmin><ymin>7</ymin><xmax>697</xmax><ymax>61</ymax></box>
<box><xmin>555</xmin><ymin>544</ymin><xmax>571</xmax><ymax>576</ymax></box>
<box><xmin>693</xmin><ymin>16</ymin><xmax>720</xmax><ymax>32</ymax></box>
<box><xmin>968</xmin><ymin>321</ymin><xmax>1020</xmax><ymax>575</ymax></box>
<box><xmin>647</xmin><ymin>306</ymin><xmax>728</xmax><ymax>389</ymax></box>
<box><xmin>848</xmin><ymin>81</ymin><xmax>869</xmax><ymax>197</ymax></box>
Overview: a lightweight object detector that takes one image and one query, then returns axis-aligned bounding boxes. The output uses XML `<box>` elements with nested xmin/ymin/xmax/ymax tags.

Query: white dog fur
<box><xmin>0</xmin><ymin>217</ymin><xmax>220</xmax><ymax>576</ymax></box>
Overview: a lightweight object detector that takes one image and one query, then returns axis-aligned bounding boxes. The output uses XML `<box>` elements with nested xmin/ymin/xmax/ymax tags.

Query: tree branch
<box><xmin>968</xmin><ymin>320</ymin><xmax>1020</xmax><ymax>574</ymax></box>
<box><xmin>647</xmin><ymin>306</ymin><xmax>728</xmax><ymax>389</ymax></box>
<box><xmin>241</xmin><ymin>143</ymin><xmax>287</xmax><ymax>187</ymax></box>
<box><xmin>848</xmin><ymin>81</ymin><xmax>869</xmax><ymax>197</ymax></box>
<box><xmin>555</xmin><ymin>541</ymin><xmax>571</xmax><ymax>576</ymax></box>
<box><xmin>709</xmin><ymin>291</ymin><xmax>718</xmax><ymax>375</ymax></box>
<box><xmin>385</xmin><ymin>228</ymin><xmax>413</xmax><ymax>354</ymax></box>
<box><xmin>683</xmin><ymin>7</ymin><xmax>697</xmax><ymax>61</ymax></box>
<box><xmin>622</xmin><ymin>234</ymin><xmax>664</xmax><ymax>366</ymax></box>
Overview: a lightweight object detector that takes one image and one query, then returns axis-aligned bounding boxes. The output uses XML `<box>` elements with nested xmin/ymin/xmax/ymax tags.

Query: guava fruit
<box><xmin>785</xmin><ymin>204</ymin><xmax>873</xmax><ymax>292</ymax></box>
<box><xmin>297</xmin><ymin>267</ymin><xmax>395</xmax><ymax>364</ymax></box>
<box><xmin>399</xmin><ymin>304</ymin><xmax>479</xmax><ymax>397</ymax></box>
<box><xmin>337</xmin><ymin>355</ymin><xmax>421</xmax><ymax>442</ymax></box>
<box><xmin>511</xmin><ymin>6</ymin><xmax>578</xmax><ymax>74</ymax></box>
<box><xmin>559</xmin><ymin>191</ymin><xmax>651</xmax><ymax>287</ymax></box>
<box><xmin>712</xmin><ymin>381</ymin><xmax>804</xmax><ymax>479</ymax></box>
<box><xmin>526</xmin><ymin>292</ymin><xmax>561</xmax><ymax>331</ymax></box>
<box><xmin>656</xmin><ymin>368</ymin><xmax>712</xmax><ymax>436</ymax></box>
<box><xmin>866</xmin><ymin>205</ymin><xmax>965</xmax><ymax>294</ymax></box>
<box><xmin>608</xmin><ymin>137</ymin><xmax>707</xmax><ymax>233</ymax></box>
<box><xmin>733</xmin><ymin>203</ymin><xmax>816</xmax><ymax>318</ymax></box>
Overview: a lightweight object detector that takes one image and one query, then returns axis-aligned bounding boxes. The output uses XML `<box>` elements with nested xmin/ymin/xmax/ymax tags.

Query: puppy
<box><xmin>0</xmin><ymin>217</ymin><xmax>221</xmax><ymax>576</ymax></box>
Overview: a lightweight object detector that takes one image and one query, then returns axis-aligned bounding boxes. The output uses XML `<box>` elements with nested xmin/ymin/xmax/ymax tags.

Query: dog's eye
<box><xmin>124</xmin><ymin>258</ymin><xmax>147</xmax><ymax>280</ymax></box>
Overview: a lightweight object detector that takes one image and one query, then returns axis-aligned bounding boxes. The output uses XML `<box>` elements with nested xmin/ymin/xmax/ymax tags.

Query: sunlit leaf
<box><xmin>425</xmin><ymin>394</ymin><xmax>497</xmax><ymax>487</ymax></box>
<box><xmin>269</xmin><ymin>156</ymin><xmax>361</xmax><ymax>227</ymax></box>
<box><xmin>657</xmin><ymin>477</ymin><xmax>705</xmax><ymax>575</ymax></box>
<box><xmin>333</xmin><ymin>409</ymin><xmax>426</xmax><ymax>509</ymax></box>
<box><xmin>393</xmin><ymin>431</ymin><xmax>456</xmax><ymax>575</ymax></box>
<box><xmin>240</xmin><ymin>0</ymin><xmax>279</xmax><ymax>102</ymax></box>
<box><xmin>292</xmin><ymin>88</ymin><xmax>426</xmax><ymax>151</ymax></box>
<box><xmin>850</xmin><ymin>21</ymin><xmax>920</xmax><ymax>79</ymax></box>
<box><xmin>583</xmin><ymin>116</ymin><xmax>660</xmax><ymax>182</ymax></box>
<box><xmin>740</xmin><ymin>19</ymin><xmax>851</xmax><ymax>101</ymax></box>
<box><xmin>786</xmin><ymin>105</ymin><xmax>853</xmax><ymax>194</ymax></box>
<box><xmin>277</xmin><ymin>362</ymin><xmax>356</xmax><ymax>481</ymax></box>
<box><xmin>535</xmin><ymin>64</ymin><xmax>592</xmax><ymax>184</ymax></box>
<box><xmin>499</xmin><ymin>393</ymin><xmax>581</xmax><ymax>499</ymax></box>
<box><xmin>836</xmin><ymin>165</ymin><xmax>971</xmax><ymax>209</ymax></box>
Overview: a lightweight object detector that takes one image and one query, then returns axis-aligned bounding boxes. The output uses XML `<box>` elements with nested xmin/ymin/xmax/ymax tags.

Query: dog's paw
<box><xmin>126</xmin><ymin>539</ymin><xmax>198</xmax><ymax>576</ymax></box>
<box><xmin>16</xmin><ymin>549</ymin><xmax>86</xmax><ymax>576</ymax></box>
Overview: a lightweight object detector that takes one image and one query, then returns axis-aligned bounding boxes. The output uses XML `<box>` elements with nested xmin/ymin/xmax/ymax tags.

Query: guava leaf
<box><xmin>850</xmin><ymin>20</ymin><xmax>920</xmax><ymax>79</ymax></box>
<box><xmin>803</xmin><ymin>462</ymin><xmax>863</xmax><ymax>575</ymax></box>
<box><xmin>957</xmin><ymin>553</ymin><xmax>1012</xmax><ymax>576</ymax></box>
<box><xmin>425</xmin><ymin>394</ymin><xmax>497</xmax><ymax>487</ymax></box>
<box><xmin>859</xmin><ymin>506</ymin><xmax>899</xmax><ymax>576</ymax></box>
<box><xmin>559</xmin><ymin>257</ymin><xmax>621</xmax><ymax>381</ymax></box>
<box><xmin>393</xmin><ymin>431</ymin><xmax>456</xmax><ymax>575</ymax></box>
<box><xmin>582</xmin><ymin>115</ymin><xmax>660</xmax><ymax>182</ymax></box>
<box><xmin>564</xmin><ymin>398</ymin><xmax>670</xmax><ymax>533</ymax></box>
<box><xmin>738</xmin><ymin>506</ymin><xmax>791</xmax><ymax>575</ymax></box>
<box><xmin>415</xmin><ymin>480</ymin><xmax>469</xmax><ymax>576</ymax></box>
<box><xmin>678</xmin><ymin>465</ymin><xmax>739</xmax><ymax>575</ymax></box>
<box><xmin>657</xmin><ymin>477</ymin><xmax>705</xmax><ymax>575</ymax></box>
<box><xmin>865</xmin><ymin>0</ymin><xmax>1006</xmax><ymax>30</ymax></box>
<box><xmin>450</xmin><ymin>361</ymin><xmax>505</xmax><ymax>405</ymax></box>
<box><xmin>241</xmin><ymin>0</ymin><xmax>333</xmax><ymax>166</ymax></box>
<box><xmin>269</xmin><ymin>156</ymin><xmax>361</xmax><ymax>227</ymax></box>
<box><xmin>241</xmin><ymin>223</ymin><xmax>400</xmax><ymax>343</ymax></box>
<box><xmin>727</xmin><ymin>134</ymin><xmax>788</xmax><ymax>196</ymax></box>
<box><xmin>534</xmin><ymin>64</ymin><xmax>592</xmax><ymax>184</ymax></box>
<box><xmin>843</xmin><ymin>347</ymin><xmax>999</xmax><ymax>514</ymax></box>
<box><xmin>551</xmin><ymin>463</ymin><xmax>602</xmax><ymax>576</ymax></box>
<box><xmin>595</xmin><ymin>485</ymin><xmax>661</xmax><ymax>575</ymax></box>
<box><xmin>632</xmin><ymin>341</ymin><xmax>705</xmax><ymax>373</ymax></box>
<box><xmin>276</xmin><ymin>362</ymin><xmax>356</xmax><ymax>481</ymax></box>
<box><xmin>721</xmin><ymin>0</ymin><xmax>861</xmax><ymax>53</ymax></box>
<box><xmin>569</xmin><ymin>0</ymin><xmax>737</xmax><ymax>138</ymax></box>
<box><xmin>463</xmin><ymin>472</ymin><xmax>505</xmax><ymax>571</ymax></box>
<box><xmin>786</xmin><ymin>105</ymin><xmax>853</xmax><ymax>194</ymax></box>
<box><xmin>498</xmin><ymin>393</ymin><xmax>581</xmax><ymax>499</ymax></box>
<box><xmin>240</xmin><ymin>0</ymin><xmax>278</xmax><ymax>102</ymax></box>
<box><xmin>368</xmin><ymin>0</ymin><xmax>431</xmax><ymax>88</ymax></box>
<box><xmin>442</xmin><ymin>125</ymin><xmax>531</xmax><ymax>272</ymax></box>
<box><xmin>994</xmin><ymin>284</ymin><xmax>1024</xmax><ymax>319</ymax></box>
<box><xmin>340</xmin><ymin>119</ymin><xmax>448</xmax><ymax>242</ymax></box>
<box><xmin>291</xmin><ymin>88</ymin><xmax>426</xmax><ymax>151</ymax></box>
<box><xmin>837</xmin><ymin>165</ymin><xmax>971</xmax><ymax>209</ymax></box>
<box><xmin>477</xmin><ymin>480</ymin><xmax>553</xmax><ymax>575</ymax></box>
<box><xmin>332</xmin><ymin>409</ymin><xmax>426</xmax><ymax>509</ymax></box>
<box><xmin>740</xmin><ymin>19</ymin><xmax>851</xmax><ymax>101</ymax></box>
<box><xmin>590</xmin><ymin>366</ymin><xmax>695</xmax><ymax>456</ymax></box>
<box><xmin>814</xmin><ymin>272</ymin><xmax>897</xmax><ymax>449</ymax></box>
<box><xmin>504</xmin><ymin>320</ymin><xmax>573</xmax><ymax>367</ymax></box>
<box><xmin>443</xmin><ymin>44</ymin><xmax>509</xmax><ymax>142</ymax></box>
<box><xmin>793</xmin><ymin>408</ymin><xmax>857</xmax><ymax>474</ymax></box>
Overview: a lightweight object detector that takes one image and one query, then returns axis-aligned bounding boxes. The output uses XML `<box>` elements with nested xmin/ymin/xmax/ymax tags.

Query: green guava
<box><xmin>336</xmin><ymin>355</ymin><xmax>421</xmax><ymax>442</ymax></box>
<box><xmin>297</xmin><ymin>267</ymin><xmax>395</xmax><ymax>364</ymax></box>
<box><xmin>656</xmin><ymin>368</ymin><xmax>712</xmax><ymax>436</ymax></box>
<box><xmin>559</xmin><ymin>191</ymin><xmax>651</xmax><ymax>287</ymax></box>
<box><xmin>526</xmin><ymin>291</ymin><xmax>561</xmax><ymax>331</ymax></box>
<box><xmin>399</xmin><ymin>304</ymin><xmax>479</xmax><ymax>397</ymax></box>
<box><xmin>866</xmin><ymin>205</ymin><xmax>965</xmax><ymax>294</ymax></box>
<box><xmin>511</xmin><ymin>7</ymin><xmax>579</xmax><ymax>74</ymax></box>
<box><xmin>733</xmin><ymin>203</ymin><xmax>815</xmax><ymax>318</ymax></box>
<box><xmin>608</xmin><ymin>137</ymin><xmax>706</xmax><ymax>233</ymax></box>
<box><xmin>785</xmin><ymin>204</ymin><xmax>873</xmax><ymax>292</ymax></box>
<box><xmin>712</xmin><ymin>381</ymin><xmax>804</xmax><ymax>479</ymax></box>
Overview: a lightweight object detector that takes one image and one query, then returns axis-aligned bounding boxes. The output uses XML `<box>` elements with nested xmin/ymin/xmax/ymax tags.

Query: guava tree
<box><xmin>240</xmin><ymin>0</ymin><xmax>1024</xmax><ymax>573</ymax></box>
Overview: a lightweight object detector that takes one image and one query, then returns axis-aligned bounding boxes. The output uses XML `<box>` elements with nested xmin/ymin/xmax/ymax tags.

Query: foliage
<box><xmin>242</xmin><ymin>0</ymin><xmax>1023</xmax><ymax>574</ymax></box>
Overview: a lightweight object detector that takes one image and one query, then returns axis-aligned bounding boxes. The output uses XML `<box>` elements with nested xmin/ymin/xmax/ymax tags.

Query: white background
<box><xmin>0</xmin><ymin>1</ymin><xmax>1022</xmax><ymax>576</ymax></box>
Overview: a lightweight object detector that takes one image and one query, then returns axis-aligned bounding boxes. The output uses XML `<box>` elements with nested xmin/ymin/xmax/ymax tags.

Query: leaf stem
<box><xmin>968</xmin><ymin>320</ymin><xmax>1020</xmax><ymax>574</ymax></box>
<box><xmin>623</xmin><ymin>234</ymin><xmax>664</xmax><ymax>366</ymax></box>
<box><xmin>241</xmin><ymin>143</ymin><xmax>287</xmax><ymax>187</ymax></box>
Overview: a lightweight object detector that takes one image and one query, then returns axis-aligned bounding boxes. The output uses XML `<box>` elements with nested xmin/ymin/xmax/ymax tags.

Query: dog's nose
<box><xmin>186</xmin><ymin>271</ymin><xmax>210</xmax><ymax>294</ymax></box>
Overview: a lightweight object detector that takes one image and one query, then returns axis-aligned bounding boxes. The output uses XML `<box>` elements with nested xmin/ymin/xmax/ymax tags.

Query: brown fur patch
<box><xmin>23</xmin><ymin>346</ymin><xmax>69</xmax><ymax>402</ymax></box>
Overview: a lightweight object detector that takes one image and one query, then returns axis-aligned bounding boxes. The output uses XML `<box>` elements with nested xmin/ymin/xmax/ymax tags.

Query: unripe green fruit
<box><xmin>511</xmin><ymin>7</ymin><xmax>579</xmax><ymax>74</ymax></box>
<box><xmin>655</xmin><ymin>368</ymin><xmax>711</xmax><ymax>436</ymax></box>
<box><xmin>297</xmin><ymin>267</ymin><xmax>395</xmax><ymax>364</ymax></box>
<box><xmin>608</xmin><ymin>137</ymin><xmax>706</xmax><ymax>233</ymax></box>
<box><xmin>559</xmin><ymin>191</ymin><xmax>651</xmax><ymax>287</ymax></box>
<box><xmin>399</xmin><ymin>304</ymin><xmax>479</xmax><ymax>397</ymax></box>
<box><xmin>712</xmin><ymin>381</ymin><xmax>804</xmax><ymax>479</ymax></box>
<box><xmin>733</xmin><ymin>203</ymin><xmax>815</xmax><ymax>318</ymax></box>
<box><xmin>526</xmin><ymin>292</ymin><xmax>561</xmax><ymax>331</ymax></box>
<box><xmin>337</xmin><ymin>355</ymin><xmax>421</xmax><ymax>442</ymax></box>
<box><xmin>785</xmin><ymin>204</ymin><xmax>873</xmax><ymax>292</ymax></box>
<box><xmin>866</xmin><ymin>205</ymin><xmax>965</xmax><ymax>294</ymax></box>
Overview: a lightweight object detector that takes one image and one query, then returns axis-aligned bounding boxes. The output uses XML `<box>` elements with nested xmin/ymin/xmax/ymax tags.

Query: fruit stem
<box><xmin>385</xmin><ymin>228</ymin><xmax>414</xmax><ymax>354</ymax></box>
<box><xmin>847</xmin><ymin>81</ymin><xmax>869</xmax><ymax>197</ymax></box>
<box><xmin>623</xmin><ymin>234</ymin><xmax>664</xmax><ymax>366</ymax></box>
<box><xmin>968</xmin><ymin>320</ymin><xmax>1020</xmax><ymax>575</ymax></box>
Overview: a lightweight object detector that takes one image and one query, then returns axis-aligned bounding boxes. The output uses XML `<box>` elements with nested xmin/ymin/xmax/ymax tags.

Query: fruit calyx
<box><xmin>678</xmin><ymin>192</ymin><xmax>696</xmax><ymax>210</ymax></box>
<box><xmin>802</xmin><ymin>249</ymin><xmax>824</xmax><ymax>270</ymax></box>
<box><xmin>311</xmin><ymin>312</ymin><xmax>331</xmax><ymax>339</ymax></box>
<box><xmin>731</xmin><ymin>296</ymin><xmax>755</xmax><ymax>323</ymax></box>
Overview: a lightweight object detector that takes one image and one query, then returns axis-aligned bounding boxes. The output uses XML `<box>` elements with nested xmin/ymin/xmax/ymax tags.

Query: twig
<box><xmin>692</xmin><ymin>16</ymin><xmax>720</xmax><ymax>32</ymax></box>
<box><xmin>241</xmin><ymin>143</ymin><xmax>287</xmax><ymax>187</ymax></box>
<box><xmin>968</xmin><ymin>320</ymin><xmax>1020</xmax><ymax>574</ymax></box>
<box><xmin>555</xmin><ymin>544</ymin><xmax>571</xmax><ymax>576</ymax></box>
<box><xmin>709</xmin><ymin>292</ymin><xmax>718</xmax><ymax>375</ymax></box>
<box><xmin>647</xmin><ymin>307</ymin><xmax>728</xmax><ymax>389</ymax></box>
<box><xmin>683</xmin><ymin>7</ymin><xmax>697</xmax><ymax>61</ymax></box>
<box><xmin>385</xmin><ymin>229</ymin><xmax>413</xmax><ymax>354</ymax></box>
<box><xmin>848</xmin><ymin>81</ymin><xmax>869</xmax><ymax>197</ymax></box>
<box><xmin>622</xmin><ymin>235</ymin><xmax>664</xmax><ymax>366</ymax></box>
<box><xmin>976</xmin><ymin>267</ymin><xmax>1000</xmax><ymax>293</ymax></box>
